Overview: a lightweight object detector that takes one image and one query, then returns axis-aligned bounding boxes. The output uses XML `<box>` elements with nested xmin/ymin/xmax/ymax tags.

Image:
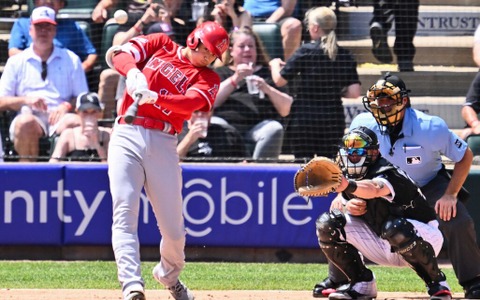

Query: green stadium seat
<box><xmin>466</xmin><ymin>134</ymin><xmax>480</xmax><ymax>157</ymax></box>
<box><xmin>252</xmin><ymin>22</ymin><xmax>283</xmax><ymax>60</ymax></box>
<box><xmin>100</xmin><ymin>21</ymin><xmax>120</xmax><ymax>70</ymax></box>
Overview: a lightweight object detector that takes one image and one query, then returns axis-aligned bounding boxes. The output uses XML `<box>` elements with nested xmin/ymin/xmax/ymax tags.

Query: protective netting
<box><xmin>0</xmin><ymin>0</ymin><xmax>477</xmax><ymax>162</ymax></box>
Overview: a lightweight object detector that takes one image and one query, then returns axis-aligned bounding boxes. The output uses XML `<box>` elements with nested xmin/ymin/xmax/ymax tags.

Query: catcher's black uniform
<box><xmin>316</xmin><ymin>156</ymin><xmax>449</xmax><ymax>298</ymax></box>
<box><xmin>342</xmin><ymin>156</ymin><xmax>436</xmax><ymax>235</ymax></box>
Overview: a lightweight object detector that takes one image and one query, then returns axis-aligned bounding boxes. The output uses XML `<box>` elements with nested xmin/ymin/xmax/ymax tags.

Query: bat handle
<box><xmin>124</xmin><ymin>93</ymin><xmax>142</xmax><ymax>124</ymax></box>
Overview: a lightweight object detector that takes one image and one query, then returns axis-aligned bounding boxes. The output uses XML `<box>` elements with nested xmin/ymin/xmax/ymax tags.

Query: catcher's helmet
<box><xmin>187</xmin><ymin>21</ymin><xmax>229</xmax><ymax>61</ymax></box>
<box><xmin>362</xmin><ymin>73</ymin><xmax>410</xmax><ymax>134</ymax></box>
<box><xmin>339</xmin><ymin>126</ymin><xmax>379</xmax><ymax>179</ymax></box>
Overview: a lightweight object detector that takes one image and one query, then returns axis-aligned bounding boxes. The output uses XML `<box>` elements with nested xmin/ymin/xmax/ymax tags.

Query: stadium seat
<box><xmin>252</xmin><ymin>22</ymin><xmax>284</xmax><ymax>60</ymax></box>
<box><xmin>27</xmin><ymin>0</ymin><xmax>97</xmax><ymax>20</ymax></box>
<box><xmin>466</xmin><ymin>134</ymin><xmax>480</xmax><ymax>157</ymax></box>
<box><xmin>100</xmin><ymin>21</ymin><xmax>120</xmax><ymax>70</ymax></box>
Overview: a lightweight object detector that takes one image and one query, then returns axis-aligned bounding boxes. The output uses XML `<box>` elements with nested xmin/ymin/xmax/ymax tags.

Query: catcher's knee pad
<box><xmin>380</xmin><ymin>217</ymin><xmax>416</xmax><ymax>251</ymax></box>
<box><xmin>316</xmin><ymin>209</ymin><xmax>346</xmax><ymax>244</ymax></box>
<box><xmin>382</xmin><ymin>218</ymin><xmax>445</xmax><ymax>285</ymax></box>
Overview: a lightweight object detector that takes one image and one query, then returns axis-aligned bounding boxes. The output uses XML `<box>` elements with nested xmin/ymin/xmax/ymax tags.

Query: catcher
<box><xmin>295</xmin><ymin>126</ymin><xmax>452</xmax><ymax>300</ymax></box>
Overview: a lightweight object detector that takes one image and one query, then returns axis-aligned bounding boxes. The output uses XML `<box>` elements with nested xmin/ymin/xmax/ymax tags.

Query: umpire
<box><xmin>349</xmin><ymin>74</ymin><xmax>480</xmax><ymax>298</ymax></box>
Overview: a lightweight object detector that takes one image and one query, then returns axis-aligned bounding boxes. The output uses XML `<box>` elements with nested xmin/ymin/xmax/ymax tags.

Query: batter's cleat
<box><xmin>370</xmin><ymin>22</ymin><xmax>393</xmax><ymax>64</ymax></box>
<box><xmin>125</xmin><ymin>291</ymin><xmax>145</xmax><ymax>300</ymax></box>
<box><xmin>313</xmin><ymin>278</ymin><xmax>349</xmax><ymax>298</ymax></box>
<box><xmin>168</xmin><ymin>280</ymin><xmax>195</xmax><ymax>300</ymax></box>
<box><xmin>328</xmin><ymin>277</ymin><xmax>377</xmax><ymax>300</ymax></box>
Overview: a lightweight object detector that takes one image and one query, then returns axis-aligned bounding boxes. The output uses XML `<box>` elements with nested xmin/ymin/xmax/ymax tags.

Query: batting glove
<box><xmin>126</xmin><ymin>68</ymin><xmax>158</xmax><ymax>105</ymax></box>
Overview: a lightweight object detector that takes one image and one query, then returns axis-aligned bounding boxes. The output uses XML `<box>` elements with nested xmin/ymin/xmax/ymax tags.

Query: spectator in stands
<box><xmin>177</xmin><ymin>110</ymin><xmax>247</xmax><ymax>161</ymax></box>
<box><xmin>269</xmin><ymin>6</ymin><xmax>361</xmax><ymax>161</ymax></box>
<box><xmin>91</xmin><ymin>0</ymin><xmax>189</xmax><ymax>42</ymax></box>
<box><xmin>473</xmin><ymin>24</ymin><xmax>480</xmax><ymax>67</ymax></box>
<box><xmin>213</xmin><ymin>27</ymin><xmax>293</xmax><ymax>160</ymax></box>
<box><xmin>210</xmin><ymin>0</ymin><xmax>252</xmax><ymax>31</ymax></box>
<box><xmin>460</xmin><ymin>73</ymin><xmax>480</xmax><ymax>140</ymax></box>
<box><xmin>460</xmin><ymin>24</ymin><xmax>480</xmax><ymax>140</ymax></box>
<box><xmin>243</xmin><ymin>0</ymin><xmax>302</xmax><ymax>60</ymax></box>
<box><xmin>369</xmin><ymin>0</ymin><xmax>419</xmax><ymax>72</ymax></box>
<box><xmin>50</xmin><ymin>92</ymin><xmax>110</xmax><ymax>162</ymax></box>
<box><xmin>0</xmin><ymin>7</ymin><xmax>88</xmax><ymax>162</ymax></box>
<box><xmin>97</xmin><ymin>1</ymin><xmax>179</xmax><ymax>120</ymax></box>
<box><xmin>8</xmin><ymin>0</ymin><xmax>98</xmax><ymax>73</ymax></box>
<box><xmin>197</xmin><ymin>0</ymin><xmax>252</xmax><ymax>67</ymax></box>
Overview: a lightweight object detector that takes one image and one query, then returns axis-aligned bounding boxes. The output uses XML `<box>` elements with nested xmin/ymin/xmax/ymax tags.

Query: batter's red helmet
<box><xmin>187</xmin><ymin>21</ymin><xmax>229</xmax><ymax>61</ymax></box>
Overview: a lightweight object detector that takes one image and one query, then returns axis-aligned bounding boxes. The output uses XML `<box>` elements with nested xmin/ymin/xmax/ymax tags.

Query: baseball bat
<box><xmin>124</xmin><ymin>93</ymin><xmax>142</xmax><ymax>124</ymax></box>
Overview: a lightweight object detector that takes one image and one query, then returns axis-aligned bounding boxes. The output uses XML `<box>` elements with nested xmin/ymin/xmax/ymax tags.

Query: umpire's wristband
<box><xmin>344</xmin><ymin>180</ymin><xmax>358</xmax><ymax>194</ymax></box>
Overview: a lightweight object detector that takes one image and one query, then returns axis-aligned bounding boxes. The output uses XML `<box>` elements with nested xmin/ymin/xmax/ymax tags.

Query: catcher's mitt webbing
<box><xmin>294</xmin><ymin>156</ymin><xmax>343</xmax><ymax>197</ymax></box>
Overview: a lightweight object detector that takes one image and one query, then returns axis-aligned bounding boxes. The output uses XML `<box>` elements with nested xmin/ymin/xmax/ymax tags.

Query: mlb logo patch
<box><xmin>406</xmin><ymin>156</ymin><xmax>421</xmax><ymax>165</ymax></box>
<box><xmin>454</xmin><ymin>139</ymin><xmax>462</xmax><ymax>149</ymax></box>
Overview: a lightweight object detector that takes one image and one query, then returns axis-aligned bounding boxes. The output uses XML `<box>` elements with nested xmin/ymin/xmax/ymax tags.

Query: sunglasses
<box><xmin>41</xmin><ymin>61</ymin><xmax>47</xmax><ymax>81</ymax></box>
<box><xmin>346</xmin><ymin>148</ymin><xmax>367</xmax><ymax>156</ymax></box>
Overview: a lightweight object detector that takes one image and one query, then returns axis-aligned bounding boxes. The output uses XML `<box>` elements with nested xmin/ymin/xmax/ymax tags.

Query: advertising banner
<box><xmin>0</xmin><ymin>164</ymin><xmax>333</xmax><ymax>248</ymax></box>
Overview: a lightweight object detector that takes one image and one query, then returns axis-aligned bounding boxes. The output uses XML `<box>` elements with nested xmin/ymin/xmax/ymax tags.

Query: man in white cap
<box><xmin>0</xmin><ymin>6</ymin><xmax>88</xmax><ymax>162</ymax></box>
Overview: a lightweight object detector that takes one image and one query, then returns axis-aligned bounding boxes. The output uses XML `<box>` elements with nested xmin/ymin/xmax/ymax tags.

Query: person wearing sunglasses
<box><xmin>0</xmin><ymin>6</ymin><xmax>88</xmax><ymax>162</ymax></box>
<box><xmin>315</xmin><ymin>126</ymin><xmax>452</xmax><ymax>300</ymax></box>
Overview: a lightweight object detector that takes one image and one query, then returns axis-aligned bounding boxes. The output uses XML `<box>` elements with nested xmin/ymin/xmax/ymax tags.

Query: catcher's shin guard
<box><xmin>316</xmin><ymin>210</ymin><xmax>373</xmax><ymax>283</ymax></box>
<box><xmin>316</xmin><ymin>209</ymin><xmax>347</xmax><ymax>244</ymax></box>
<box><xmin>381</xmin><ymin>218</ymin><xmax>446</xmax><ymax>285</ymax></box>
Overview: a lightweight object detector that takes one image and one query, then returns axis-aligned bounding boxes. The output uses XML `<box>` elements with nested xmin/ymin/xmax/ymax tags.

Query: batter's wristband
<box><xmin>344</xmin><ymin>180</ymin><xmax>358</xmax><ymax>194</ymax></box>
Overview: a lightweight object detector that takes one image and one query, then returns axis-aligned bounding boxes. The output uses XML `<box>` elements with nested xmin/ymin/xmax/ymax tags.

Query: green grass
<box><xmin>0</xmin><ymin>261</ymin><xmax>463</xmax><ymax>293</ymax></box>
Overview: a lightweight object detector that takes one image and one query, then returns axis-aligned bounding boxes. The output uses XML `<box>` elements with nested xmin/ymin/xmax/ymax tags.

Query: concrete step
<box><xmin>339</xmin><ymin>35</ymin><xmax>476</xmax><ymax>67</ymax></box>
<box><xmin>356</xmin><ymin>66</ymin><xmax>478</xmax><ymax>96</ymax></box>
<box><xmin>343</xmin><ymin>96</ymin><xmax>466</xmax><ymax>129</ymax></box>
<box><xmin>337</xmin><ymin>0</ymin><xmax>479</xmax><ymax>7</ymax></box>
<box><xmin>421</xmin><ymin>0</ymin><xmax>480</xmax><ymax>5</ymax></box>
<box><xmin>337</xmin><ymin>5</ymin><xmax>480</xmax><ymax>38</ymax></box>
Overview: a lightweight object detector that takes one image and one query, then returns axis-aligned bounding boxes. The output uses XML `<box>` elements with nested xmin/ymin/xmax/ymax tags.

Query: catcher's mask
<box><xmin>362</xmin><ymin>73</ymin><xmax>410</xmax><ymax>134</ymax></box>
<box><xmin>339</xmin><ymin>126</ymin><xmax>379</xmax><ymax>179</ymax></box>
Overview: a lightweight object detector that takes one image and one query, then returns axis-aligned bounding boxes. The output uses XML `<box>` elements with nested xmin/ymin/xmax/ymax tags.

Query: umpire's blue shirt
<box><xmin>350</xmin><ymin>108</ymin><xmax>467</xmax><ymax>187</ymax></box>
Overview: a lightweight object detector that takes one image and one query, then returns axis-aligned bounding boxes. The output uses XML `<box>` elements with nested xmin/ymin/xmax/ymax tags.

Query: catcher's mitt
<box><xmin>294</xmin><ymin>156</ymin><xmax>343</xmax><ymax>197</ymax></box>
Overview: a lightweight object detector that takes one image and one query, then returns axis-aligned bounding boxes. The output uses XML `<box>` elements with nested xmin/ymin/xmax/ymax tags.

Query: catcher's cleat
<box><xmin>428</xmin><ymin>284</ymin><xmax>452</xmax><ymax>300</ymax></box>
<box><xmin>328</xmin><ymin>277</ymin><xmax>377</xmax><ymax>300</ymax></box>
<box><xmin>313</xmin><ymin>277</ymin><xmax>348</xmax><ymax>298</ymax></box>
<box><xmin>370</xmin><ymin>22</ymin><xmax>392</xmax><ymax>64</ymax></box>
<box><xmin>125</xmin><ymin>291</ymin><xmax>145</xmax><ymax>300</ymax></box>
<box><xmin>465</xmin><ymin>282</ymin><xmax>480</xmax><ymax>299</ymax></box>
<box><xmin>168</xmin><ymin>280</ymin><xmax>195</xmax><ymax>300</ymax></box>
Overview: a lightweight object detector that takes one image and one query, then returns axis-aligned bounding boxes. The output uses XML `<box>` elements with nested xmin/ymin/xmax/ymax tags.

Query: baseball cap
<box><xmin>31</xmin><ymin>6</ymin><xmax>57</xmax><ymax>25</ymax></box>
<box><xmin>76</xmin><ymin>92</ymin><xmax>103</xmax><ymax>112</ymax></box>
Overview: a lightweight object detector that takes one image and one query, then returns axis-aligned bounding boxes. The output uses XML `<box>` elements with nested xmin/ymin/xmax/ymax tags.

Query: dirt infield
<box><xmin>2</xmin><ymin>289</ymin><xmax>466</xmax><ymax>300</ymax></box>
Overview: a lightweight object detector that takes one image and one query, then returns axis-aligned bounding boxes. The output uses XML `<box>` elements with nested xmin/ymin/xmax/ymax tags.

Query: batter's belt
<box><xmin>118</xmin><ymin>116</ymin><xmax>177</xmax><ymax>135</ymax></box>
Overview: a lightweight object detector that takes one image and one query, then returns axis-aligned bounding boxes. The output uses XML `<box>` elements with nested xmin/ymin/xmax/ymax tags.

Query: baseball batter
<box><xmin>105</xmin><ymin>21</ymin><xmax>229</xmax><ymax>300</ymax></box>
<box><xmin>316</xmin><ymin>127</ymin><xmax>451</xmax><ymax>300</ymax></box>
